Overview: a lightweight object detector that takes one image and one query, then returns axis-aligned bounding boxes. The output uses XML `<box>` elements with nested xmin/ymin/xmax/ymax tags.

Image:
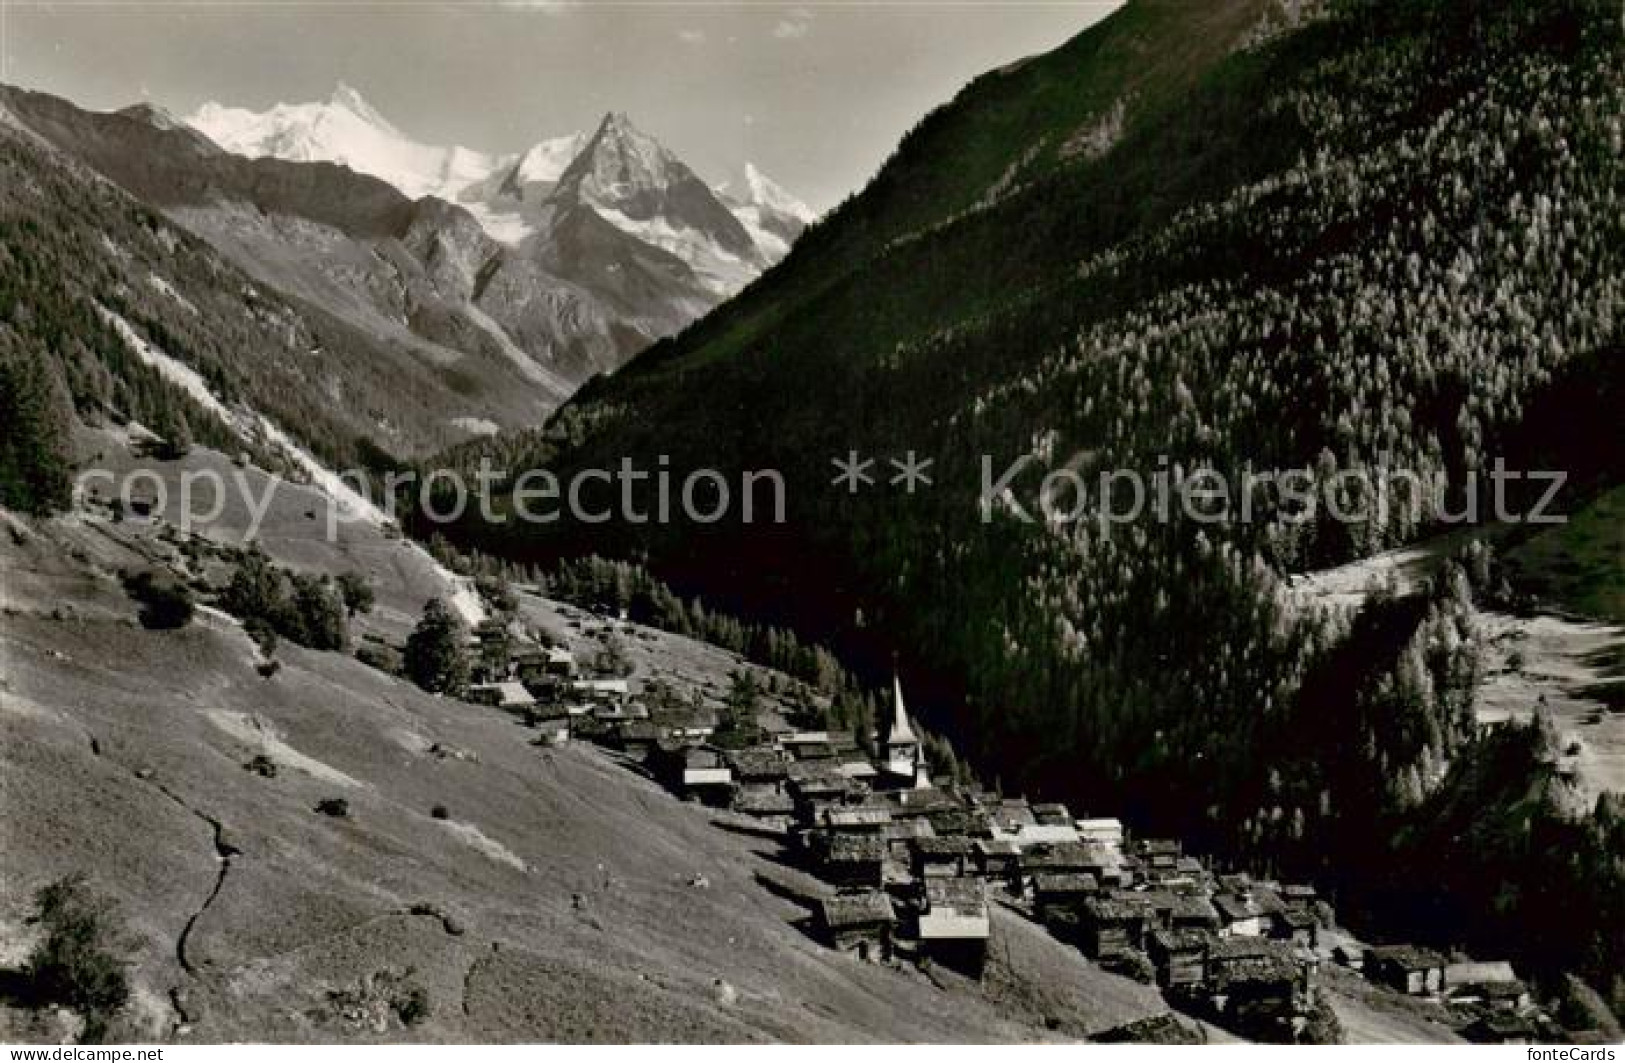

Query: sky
<box><xmin>1</xmin><ymin>1</ymin><xmax>1121</xmax><ymax>211</ymax></box>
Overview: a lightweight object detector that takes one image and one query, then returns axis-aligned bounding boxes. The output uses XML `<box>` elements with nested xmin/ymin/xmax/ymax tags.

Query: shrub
<box><xmin>355</xmin><ymin>643</ymin><xmax>401</xmax><ymax>675</ymax></box>
<box><xmin>23</xmin><ymin>875</ymin><xmax>133</xmax><ymax>1042</ymax></box>
<box><xmin>430</xmin><ymin>804</ymin><xmax>449</xmax><ymax>820</ymax></box>
<box><xmin>1100</xmin><ymin>950</ymin><xmax>1156</xmax><ymax>984</ymax></box>
<box><xmin>314</xmin><ymin>797</ymin><xmax>350</xmax><ymax>818</ymax></box>
<box><xmin>336</xmin><ymin>571</ymin><xmax>375</xmax><ymax>618</ymax></box>
<box><xmin>123</xmin><ymin>570</ymin><xmax>195</xmax><ymax>630</ymax></box>
<box><xmin>395</xmin><ymin>984</ymin><xmax>430</xmax><ymax>1026</ymax></box>
<box><xmin>222</xmin><ymin>552</ymin><xmax>347</xmax><ymax>651</ymax></box>
<box><xmin>244</xmin><ymin>754</ymin><xmax>278</xmax><ymax>778</ymax></box>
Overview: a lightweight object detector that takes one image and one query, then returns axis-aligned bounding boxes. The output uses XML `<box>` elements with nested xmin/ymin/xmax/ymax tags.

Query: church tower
<box><xmin>882</xmin><ymin>674</ymin><xmax>925</xmax><ymax>786</ymax></box>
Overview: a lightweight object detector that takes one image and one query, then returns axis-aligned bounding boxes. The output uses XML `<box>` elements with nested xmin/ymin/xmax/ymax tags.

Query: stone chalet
<box><xmin>914</xmin><ymin>876</ymin><xmax>991</xmax><ymax>975</ymax></box>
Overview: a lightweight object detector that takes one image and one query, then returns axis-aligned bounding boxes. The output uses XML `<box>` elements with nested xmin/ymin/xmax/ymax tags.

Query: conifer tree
<box><xmin>405</xmin><ymin>597</ymin><xmax>469</xmax><ymax>695</ymax></box>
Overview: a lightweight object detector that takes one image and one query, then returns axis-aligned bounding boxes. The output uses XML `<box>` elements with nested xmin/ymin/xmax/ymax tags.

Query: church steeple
<box><xmin>887</xmin><ymin>673</ymin><xmax>918</xmax><ymax>746</ymax></box>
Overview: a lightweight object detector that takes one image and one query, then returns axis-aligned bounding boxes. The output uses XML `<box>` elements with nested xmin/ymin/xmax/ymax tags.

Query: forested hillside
<box><xmin>433</xmin><ymin>0</ymin><xmax>1624</xmax><ymax>1002</ymax></box>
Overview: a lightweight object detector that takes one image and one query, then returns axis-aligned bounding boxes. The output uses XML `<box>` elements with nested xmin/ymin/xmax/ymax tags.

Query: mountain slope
<box><xmin>441</xmin><ymin>0</ymin><xmax>1624</xmax><ymax>1000</ymax></box>
<box><xmin>0</xmin><ymin>101</ymin><xmax>492</xmax><ymax>468</ymax></box>
<box><xmin>0</xmin><ymin>431</ymin><xmax>1178</xmax><ymax>1043</ymax></box>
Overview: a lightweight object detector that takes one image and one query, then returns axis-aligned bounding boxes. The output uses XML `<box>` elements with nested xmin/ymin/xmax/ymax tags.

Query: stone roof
<box><xmin>1033</xmin><ymin>872</ymin><xmax>1099</xmax><ymax>895</ymax></box>
<box><xmin>820</xmin><ymin>891</ymin><xmax>895</xmax><ymax>930</ymax></box>
<box><xmin>914</xmin><ymin>836</ymin><xmax>974</xmax><ymax>857</ymax></box>
<box><xmin>822</xmin><ymin>832</ymin><xmax>886</xmax><ymax>863</ymax></box>
<box><xmin>1149</xmin><ymin>928</ymin><xmax>1214</xmax><ymax>954</ymax></box>
<box><xmin>725</xmin><ymin>748</ymin><xmax>789</xmax><ymax>779</ymax></box>
<box><xmin>1368</xmin><ymin>944</ymin><xmax>1447</xmax><ymax>970</ymax></box>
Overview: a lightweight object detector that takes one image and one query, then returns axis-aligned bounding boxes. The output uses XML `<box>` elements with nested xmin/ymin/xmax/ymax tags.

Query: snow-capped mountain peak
<box><xmin>560</xmin><ymin>111</ymin><xmax>696</xmax><ymax>211</ymax></box>
<box><xmin>737</xmin><ymin>162</ymin><xmax>816</xmax><ymax>224</ymax></box>
<box><xmin>717</xmin><ymin>161</ymin><xmax>816</xmax><ymax>261</ymax></box>
<box><xmin>186</xmin><ymin>93</ymin><xmax>809</xmax><ymax>286</ymax></box>
<box><xmin>327</xmin><ymin>81</ymin><xmax>398</xmax><ymax>133</ymax></box>
<box><xmin>505</xmin><ymin>131</ymin><xmax>590</xmax><ymax>195</ymax></box>
<box><xmin>187</xmin><ymin>84</ymin><xmax>501</xmax><ymax>202</ymax></box>
<box><xmin>549</xmin><ymin>111</ymin><xmax>766</xmax><ymax>293</ymax></box>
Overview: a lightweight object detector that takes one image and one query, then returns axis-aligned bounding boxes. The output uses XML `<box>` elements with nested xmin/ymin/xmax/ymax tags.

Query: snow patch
<box><xmin>594</xmin><ymin>204</ymin><xmax>757</xmax><ymax>297</ymax></box>
<box><xmin>459</xmin><ymin>202</ymin><xmax>536</xmax><ymax>245</ymax></box>
<box><xmin>148</xmin><ymin>273</ymin><xmax>199</xmax><ymax>315</ymax></box>
<box><xmin>100</xmin><ymin>309</ymin><xmax>235</xmax><ymax>425</ymax></box>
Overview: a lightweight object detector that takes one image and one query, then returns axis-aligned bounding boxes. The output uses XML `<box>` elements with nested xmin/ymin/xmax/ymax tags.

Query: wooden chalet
<box><xmin>1032</xmin><ymin>873</ymin><xmax>1099</xmax><ymax>922</ymax></box>
<box><xmin>1365</xmin><ymin>945</ymin><xmax>1446</xmax><ymax>996</ymax></box>
<box><xmin>974</xmin><ymin>838</ymin><xmax>1021</xmax><ymax>888</ymax></box>
<box><xmin>732</xmin><ymin>786</ymin><xmax>795</xmax><ymax>821</ymax></box>
<box><xmin>1462</xmin><ymin>1014</ymin><xmax>1537</xmax><ymax>1045</ymax></box>
<box><xmin>1133</xmin><ymin>838</ymin><xmax>1182</xmax><ymax>881</ymax></box>
<box><xmin>911</xmin><ymin>836</ymin><xmax>975</xmax><ymax>880</ymax></box>
<box><xmin>466</xmin><ymin>680</ymin><xmax>536</xmax><ymax>713</ymax></box>
<box><xmin>652</xmin><ymin>745</ymin><xmax>734</xmax><ymax>805</ymax></box>
<box><xmin>814</xmin><ymin>832</ymin><xmax>887</xmax><ymax>888</ymax></box>
<box><xmin>1079</xmin><ymin>894</ymin><xmax>1151</xmax><ymax>959</ymax></box>
<box><xmin>1031</xmin><ymin>802</ymin><xmax>1073</xmax><ymax>827</ymax></box>
<box><xmin>820</xmin><ymin>804</ymin><xmax>894</xmax><ymax>834</ymax></box>
<box><xmin>725</xmin><ymin>747</ymin><xmax>790</xmax><ymax>787</ymax></box>
<box><xmin>1203</xmin><ymin>937</ymin><xmax>1311</xmax><ymax>1042</ymax></box>
<box><xmin>1212</xmin><ymin>888</ymin><xmax>1285</xmax><ymax>938</ymax></box>
<box><xmin>613</xmin><ymin>719</ymin><xmax>663</xmax><ymax>759</ymax></box>
<box><xmin>818</xmin><ymin>890</ymin><xmax>896</xmax><ymax>962</ymax></box>
<box><xmin>1148</xmin><ymin>928</ymin><xmax>1213</xmax><ymax>989</ymax></box>
<box><xmin>1168</xmin><ymin>894</ymin><xmax>1222</xmax><ymax>932</ymax></box>
<box><xmin>1019</xmin><ymin>841</ymin><xmax>1093</xmax><ymax>895</ymax></box>
<box><xmin>1075</xmin><ymin>817</ymin><xmax>1125</xmax><ymax>852</ymax></box>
